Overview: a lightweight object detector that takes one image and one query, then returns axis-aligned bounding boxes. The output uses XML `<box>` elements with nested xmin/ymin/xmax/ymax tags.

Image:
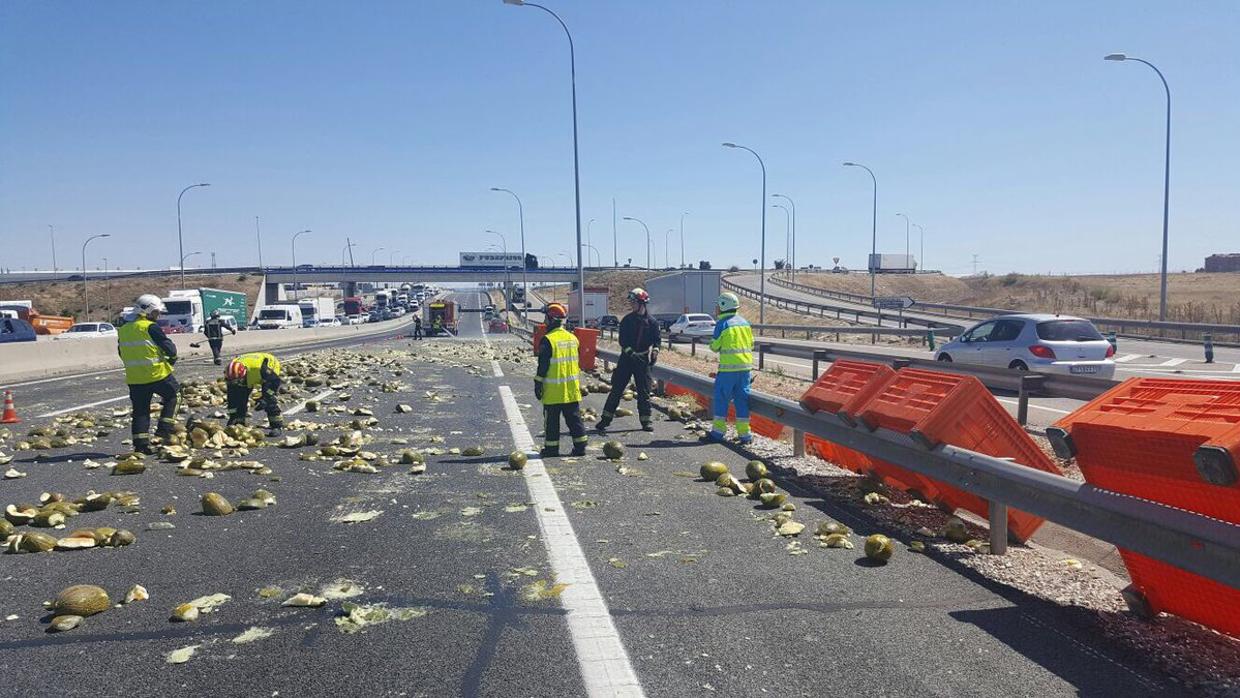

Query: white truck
<box><xmin>255</xmin><ymin>303</ymin><xmax>303</xmax><ymax>330</ymax></box>
<box><xmin>298</xmin><ymin>297</ymin><xmax>337</xmax><ymax>328</ymax></box>
<box><xmin>645</xmin><ymin>270</ymin><xmax>722</xmax><ymax>327</ymax></box>
<box><xmin>160</xmin><ymin>288</ymin><xmax>248</xmax><ymax>334</ymax></box>
<box><xmin>567</xmin><ymin>285</ymin><xmax>610</xmax><ymax>327</ymax></box>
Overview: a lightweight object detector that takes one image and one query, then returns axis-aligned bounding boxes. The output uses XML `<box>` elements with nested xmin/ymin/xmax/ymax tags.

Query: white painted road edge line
<box><xmin>3</xmin><ymin>367</ymin><xmax>126</xmax><ymax>391</ymax></box>
<box><xmin>497</xmin><ymin>385</ymin><xmax>645</xmax><ymax>698</ymax></box>
<box><xmin>284</xmin><ymin>389</ymin><xmax>336</xmax><ymax>416</ymax></box>
<box><xmin>491</xmin><ymin>360</ymin><xmax>504</xmax><ymax>377</ymax></box>
<box><xmin>1158</xmin><ymin>358</ymin><xmax>1187</xmax><ymax>367</ymax></box>
<box><xmin>36</xmin><ymin>395</ymin><xmax>130</xmax><ymax>419</ymax></box>
<box><xmin>1113</xmin><ymin>353</ymin><xmax>1142</xmax><ymax>363</ymax></box>
<box><xmin>994</xmin><ymin>398</ymin><xmax>1073</xmax><ymax>415</ymax></box>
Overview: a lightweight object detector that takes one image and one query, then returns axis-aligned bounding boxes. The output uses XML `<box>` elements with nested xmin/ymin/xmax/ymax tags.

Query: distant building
<box><xmin>1204</xmin><ymin>254</ymin><xmax>1240</xmax><ymax>273</ymax></box>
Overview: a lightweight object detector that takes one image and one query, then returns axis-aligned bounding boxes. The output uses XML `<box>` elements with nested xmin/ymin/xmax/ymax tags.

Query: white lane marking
<box><xmin>497</xmin><ymin>385</ymin><xmax>644</xmax><ymax>697</ymax></box>
<box><xmin>1112</xmin><ymin>353</ymin><xmax>1142</xmax><ymax>363</ymax></box>
<box><xmin>1118</xmin><ymin>367</ymin><xmax>1240</xmax><ymax>377</ymax></box>
<box><xmin>491</xmin><ymin>360</ymin><xmax>504</xmax><ymax>377</ymax></box>
<box><xmin>994</xmin><ymin>398</ymin><xmax>1073</xmax><ymax>415</ymax></box>
<box><xmin>2</xmin><ymin>367</ymin><xmax>126</xmax><ymax>390</ymax></box>
<box><xmin>36</xmin><ymin>395</ymin><xmax>129</xmax><ymax>418</ymax></box>
<box><xmin>1158</xmin><ymin>358</ymin><xmax>1187</xmax><ymax>367</ymax></box>
<box><xmin>284</xmin><ymin>389</ymin><xmax>335</xmax><ymax>416</ymax></box>
<box><xmin>1234</xmin><ymin>364</ymin><xmax>1240</xmax><ymax>373</ymax></box>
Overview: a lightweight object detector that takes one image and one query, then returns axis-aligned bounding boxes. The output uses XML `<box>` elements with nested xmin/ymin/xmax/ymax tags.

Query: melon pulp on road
<box><xmin>0</xmin><ymin>291</ymin><xmax>1182</xmax><ymax>695</ymax></box>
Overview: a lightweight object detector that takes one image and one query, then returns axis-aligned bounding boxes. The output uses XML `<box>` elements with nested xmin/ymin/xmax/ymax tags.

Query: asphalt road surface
<box><xmin>0</xmin><ymin>290</ymin><xmax>1188</xmax><ymax>696</ymax></box>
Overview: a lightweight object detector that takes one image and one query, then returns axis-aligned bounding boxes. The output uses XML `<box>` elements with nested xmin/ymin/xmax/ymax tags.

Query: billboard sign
<box><xmin>460</xmin><ymin>252</ymin><xmax>525</xmax><ymax>268</ymax></box>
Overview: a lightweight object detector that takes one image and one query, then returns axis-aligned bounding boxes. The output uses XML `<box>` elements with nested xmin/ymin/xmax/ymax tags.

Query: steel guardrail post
<box><xmin>989</xmin><ymin>501</ymin><xmax>1009</xmax><ymax>554</ymax></box>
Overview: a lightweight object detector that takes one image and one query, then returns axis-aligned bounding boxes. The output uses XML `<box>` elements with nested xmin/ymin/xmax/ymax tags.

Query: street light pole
<box><xmin>255</xmin><ymin>216</ymin><xmax>264</xmax><ymax>271</ymax></box>
<box><xmin>843</xmin><ymin>162</ymin><xmax>877</xmax><ymax>297</ymax></box>
<box><xmin>81</xmin><ymin>234</ymin><xmax>110</xmax><ymax>320</ymax></box>
<box><xmin>502</xmin><ymin>0</ymin><xmax>586</xmax><ymax>328</ymax></box>
<box><xmin>723</xmin><ymin>142</ymin><xmax>767</xmax><ymax>323</ymax></box>
<box><xmin>291</xmin><ymin>229</ymin><xmax>311</xmax><ymax>301</ymax></box>
<box><xmin>913</xmin><ymin>223</ymin><xmax>925</xmax><ymax>272</ymax></box>
<box><xmin>896</xmin><ymin>212</ymin><xmax>911</xmax><ymax>261</ymax></box>
<box><xmin>679</xmin><ymin>211</ymin><xmax>688</xmax><ymax>269</ymax></box>
<box><xmin>176</xmin><ymin>183</ymin><xmax>211</xmax><ymax>288</ymax></box>
<box><xmin>48</xmin><ymin>225</ymin><xmax>57</xmax><ymax>274</ymax></box>
<box><xmin>586</xmin><ymin>218</ymin><xmax>595</xmax><ymax>266</ymax></box>
<box><xmin>487</xmin><ymin>229</ymin><xmax>512</xmax><ymax>311</ymax></box>
<box><xmin>621</xmin><ymin>217</ymin><xmax>651</xmax><ymax>269</ymax></box>
<box><xmin>371</xmin><ymin>247</ymin><xmax>385</xmax><ymax>266</ymax></box>
<box><xmin>771</xmin><ymin>194</ymin><xmax>796</xmax><ymax>280</ymax></box>
<box><xmin>665</xmin><ymin>229</ymin><xmax>674</xmax><ymax>270</ymax></box>
<box><xmin>1106</xmin><ymin>53</ymin><xmax>1172</xmax><ymax>321</ymax></box>
<box><xmin>181</xmin><ymin>251</ymin><xmax>202</xmax><ymax>267</ymax></box>
<box><xmin>772</xmin><ymin>203</ymin><xmax>791</xmax><ymax>272</ymax></box>
<box><xmin>491</xmin><ymin>187</ymin><xmax>528</xmax><ymax>321</ymax></box>
<box><xmin>389</xmin><ymin>249</ymin><xmax>400</xmax><ymax>266</ymax></box>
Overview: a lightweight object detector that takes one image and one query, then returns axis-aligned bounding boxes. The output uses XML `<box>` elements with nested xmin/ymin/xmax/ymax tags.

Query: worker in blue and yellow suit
<box><xmin>705</xmin><ymin>292</ymin><xmax>754</xmax><ymax>444</ymax></box>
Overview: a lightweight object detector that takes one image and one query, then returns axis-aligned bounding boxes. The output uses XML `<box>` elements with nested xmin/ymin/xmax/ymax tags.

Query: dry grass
<box><xmin>0</xmin><ymin>273</ymin><xmax>264</xmax><ymax>322</ymax></box>
<box><xmin>791</xmin><ymin>271</ymin><xmax>1240</xmax><ymax>324</ymax></box>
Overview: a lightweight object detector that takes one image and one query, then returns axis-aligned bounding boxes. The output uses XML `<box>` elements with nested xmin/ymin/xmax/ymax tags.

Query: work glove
<box><xmin>649</xmin><ymin>348</ymin><xmax>659</xmax><ymax>367</ymax></box>
<box><xmin>534</xmin><ymin>381</ymin><xmax>544</xmax><ymax>401</ymax></box>
<box><xmin>260</xmin><ymin>358</ymin><xmax>278</xmax><ymax>383</ymax></box>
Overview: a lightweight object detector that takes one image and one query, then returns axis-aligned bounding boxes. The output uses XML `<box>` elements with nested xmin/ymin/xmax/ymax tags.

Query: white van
<box><xmin>256</xmin><ymin>305</ymin><xmax>304</xmax><ymax>330</ymax></box>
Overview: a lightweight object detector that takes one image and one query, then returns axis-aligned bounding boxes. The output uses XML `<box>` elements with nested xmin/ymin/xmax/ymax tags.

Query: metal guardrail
<box><xmin>721</xmin><ymin>277</ymin><xmax>964</xmax><ymax>334</ymax></box>
<box><xmin>589</xmin><ymin>343</ymin><xmax>1240</xmax><ymax>590</ymax></box>
<box><xmin>767</xmin><ymin>271</ymin><xmax>1240</xmax><ymax>343</ymax></box>
<box><xmin>751</xmin><ymin>323</ymin><xmax>934</xmax><ymax>339</ymax></box>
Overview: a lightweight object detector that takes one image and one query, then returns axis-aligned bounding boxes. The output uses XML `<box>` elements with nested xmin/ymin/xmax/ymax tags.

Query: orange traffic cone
<box><xmin>1</xmin><ymin>391</ymin><xmax>18</xmax><ymax>424</ymax></box>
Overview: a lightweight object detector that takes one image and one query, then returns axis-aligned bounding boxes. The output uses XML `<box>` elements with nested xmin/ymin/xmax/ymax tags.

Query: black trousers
<box><xmin>602</xmin><ymin>355</ymin><xmax>652</xmax><ymax>423</ymax></box>
<box><xmin>543</xmin><ymin>402</ymin><xmax>587</xmax><ymax>451</ymax></box>
<box><xmin>413</xmin><ymin>325</ymin><xmax>423</xmax><ymax>340</ymax></box>
<box><xmin>227</xmin><ymin>378</ymin><xmax>284</xmax><ymax>428</ymax></box>
<box><xmin>129</xmin><ymin>375</ymin><xmax>180</xmax><ymax>442</ymax></box>
<box><xmin>208</xmin><ymin>338</ymin><xmax>224</xmax><ymax>363</ymax></box>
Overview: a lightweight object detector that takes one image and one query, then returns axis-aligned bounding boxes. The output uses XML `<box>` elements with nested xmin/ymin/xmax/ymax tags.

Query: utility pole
<box><xmin>972</xmin><ymin>254</ymin><xmax>980</xmax><ymax>276</ymax></box>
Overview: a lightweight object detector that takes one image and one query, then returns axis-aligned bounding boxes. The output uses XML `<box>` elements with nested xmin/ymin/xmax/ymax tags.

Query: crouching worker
<box><xmin>534</xmin><ymin>303</ymin><xmax>587</xmax><ymax>458</ymax></box>
<box><xmin>225</xmin><ymin>352</ymin><xmax>284</xmax><ymax>435</ymax></box>
<box><xmin>706</xmin><ymin>292</ymin><xmax>754</xmax><ymax>444</ymax></box>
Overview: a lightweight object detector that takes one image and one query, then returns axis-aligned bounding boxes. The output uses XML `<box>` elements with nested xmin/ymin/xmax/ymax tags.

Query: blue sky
<box><xmin>2</xmin><ymin>1</ymin><xmax>1237</xmax><ymax>276</ymax></box>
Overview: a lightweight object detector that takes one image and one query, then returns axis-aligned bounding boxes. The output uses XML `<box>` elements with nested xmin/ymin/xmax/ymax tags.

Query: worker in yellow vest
<box><xmin>534</xmin><ymin>303</ymin><xmax>587</xmax><ymax>458</ymax></box>
<box><xmin>225</xmin><ymin>352</ymin><xmax>285</xmax><ymax>434</ymax></box>
<box><xmin>706</xmin><ymin>292</ymin><xmax>754</xmax><ymax>444</ymax></box>
<box><xmin>116</xmin><ymin>294</ymin><xmax>181</xmax><ymax>454</ymax></box>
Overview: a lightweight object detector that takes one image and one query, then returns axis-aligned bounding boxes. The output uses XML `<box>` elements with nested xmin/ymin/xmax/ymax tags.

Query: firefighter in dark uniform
<box><xmin>535</xmin><ymin>302</ymin><xmax>588</xmax><ymax>458</ymax></box>
<box><xmin>203</xmin><ymin>309</ymin><xmax>236</xmax><ymax>365</ymax></box>
<box><xmin>596</xmin><ymin>287</ymin><xmax>660</xmax><ymax>433</ymax></box>
<box><xmin>225</xmin><ymin>352</ymin><xmax>285</xmax><ymax>435</ymax></box>
<box><xmin>117</xmin><ymin>294</ymin><xmax>181</xmax><ymax>454</ymax></box>
<box><xmin>413</xmin><ymin>315</ymin><xmax>423</xmax><ymax>340</ymax></box>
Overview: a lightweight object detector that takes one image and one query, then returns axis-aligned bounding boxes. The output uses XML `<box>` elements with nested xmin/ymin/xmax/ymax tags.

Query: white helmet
<box><xmin>716</xmin><ymin>292</ymin><xmax>740</xmax><ymax>313</ymax></box>
<box><xmin>136</xmin><ymin>294</ymin><xmax>166</xmax><ymax>318</ymax></box>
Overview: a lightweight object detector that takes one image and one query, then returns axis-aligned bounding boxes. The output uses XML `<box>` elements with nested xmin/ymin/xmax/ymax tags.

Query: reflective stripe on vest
<box><xmin>117</xmin><ymin>317</ymin><xmax>172</xmax><ymax>385</ymax></box>
<box><xmin>715</xmin><ymin>314</ymin><xmax>753</xmax><ymax>373</ymax></box>
<box><xmin>232</xmin><ymin>352</ymin><xmax>282</xmax><ymax>388</ymax></box>
<box><xmin>542</xmin><ymin>327</ymin><xmax>582</xmax><ymax>405</ymax></box>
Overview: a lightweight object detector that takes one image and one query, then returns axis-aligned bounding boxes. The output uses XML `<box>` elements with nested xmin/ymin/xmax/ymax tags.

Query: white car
<box><xmin>347</xmin><ymin>314</ymin><xmax>367</xmax><ymax>325</ymax></box>
<box><xmin>319</xmin><ymin>317</ymin><xmax>343</xmax><ymax>327</ymax></box>
<box><xmin>935</xmin><ymin>314</ymin><xmax>1116</xmax><ymax>378</ymax></box>
<box><xmin>54</xmin><ymin>322</ymin><xmax>118</xmax><ymax>340</ymax></box>
<box><xmin>668</xmin><ymin>313</ymin><xmax>715</xmax><ymax>342</ymax></box>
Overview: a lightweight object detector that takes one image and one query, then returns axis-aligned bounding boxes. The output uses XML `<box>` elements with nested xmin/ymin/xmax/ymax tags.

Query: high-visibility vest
<box><xmin>540</xmin><ymin>326</ymin><xmax>582</xmax><ymax>405</ymax></box>
<box><xmin>231</xmin><ymin>352</ymin><xmax>282</xmax><ymax>388</ymax></box>
<box><xmin>710</xmin><ymin>312</ymin><xmax>753</xmax><ymax>372</ymax></box>
<box><xmin>117</xmin><ymin>317</ymin><xmax>173</xmax><ymax>385</ymax></box>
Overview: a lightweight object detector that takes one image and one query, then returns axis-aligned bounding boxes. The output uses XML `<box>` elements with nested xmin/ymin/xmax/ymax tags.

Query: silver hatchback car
<box><xmin>936</xmin><ymin>314</ymin><xmax>1116</xmax><ymax>378</ymax></box>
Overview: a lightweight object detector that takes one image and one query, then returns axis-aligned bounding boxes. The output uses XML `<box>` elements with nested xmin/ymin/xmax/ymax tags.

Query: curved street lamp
<box><xmin>501</xmin><ymin>0</ymin><xmax>586</xmax><ymax>327</ymax></box>
<box><xmin>896</xmin><ymin>212</ymin><xmax>911</xmax><ymax>261</ymax></box>
<box><xmin>291</xmin><ymin>229</ymin><xmax>311</xmax><ymax>301</ymax></box>
<box><xmin>665</xmin><ymin>229</ymin><xmax>675</xmax><ymax>271</ymax></box>
<box><xmin>913</xmin><ymin>223</ymin><xmax>925</xmax><ymax>272</ymax></box>
<box><xmin>843</xmin><ymin>162</ymin><xmax>877</xmax><ymax>297</ymax></box>
<box><xmin>1105</xmin><ymin>52</ymin><xmax>1172</xmax><ymax>321</ymax></box>
<box><xmin>621</xmin><ymin>216</ymin><xmax>651</xmax><ymax>269</ymax></box>
<box><xmin>772</xmin><ymin>203</ymin><xmax>791</xmax><ymax>272</ymax></box>
<box><xmin>491</xmin><ymin>187</ymin><xmax>528</xmax><ymax>320</ymax></box>
<box><xmin>486</xmin><ymin>229</ymin><xmax>513</xmax><ymax>310</ymax></box>
<box><xmin>679</xmin><ymin>211</ymin><xmax>689</xmax><ymax>269</ymax></box>
<box><xmin>771</xmin><ymin>194</ymin><xmax>796</xmax><ymax>278</ymax></box>
<box><xmin>723</xmin><ymin>142</ymin><xmax>767</xmax><ymax>323</ymax></box>
<box><xmin>81</xmin><ymin>234</ymin><xmax>110</xmax><ymax>320</ymax></box>
<box><xmin>176</xmin><ymin>183</ymin><xmax>211</xmax><ymax>288</ymax></box>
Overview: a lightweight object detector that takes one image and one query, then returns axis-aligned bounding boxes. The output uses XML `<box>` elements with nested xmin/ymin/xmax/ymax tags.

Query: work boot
<box><xmin>213</xmin><ymin>358</ymin><xmax>222</xmax><ymax>366</ymax></box>
<box><xmin>640</xmin><ymin>418</ymin><xmax>654</xmax><ymax>432</ymax></box>
<box><xmin>571</xmin><ymin>443</ymin><xmax>588</xmax><ymax>457</ymax></box>
<box><xmin>594</xmin><ymin>418</ymin><xmax>611</xmax><ymax>434</ymax></box>
<box><xmin>133</xmin><ymin>439</ymin><xmax>155</xmax><ymax>456</ymax></box>
<box><xmin>737</xmin><ymin>434</ymin><xmax>754</xmax><ymax>445</ymax></box>
<box><xmin>539</xmin><ymin>446</ymin><xmax>559</xmax><ymax>459</ymax></box>
<box><xmin>700</xmin><ymin>431</ymin><xmax>724</xmax><ymax>444</ymax></box>
<box><xmin>267</xmin><ymin>427</ymin><xmax>282</xmax><ymax>438</ymax></box>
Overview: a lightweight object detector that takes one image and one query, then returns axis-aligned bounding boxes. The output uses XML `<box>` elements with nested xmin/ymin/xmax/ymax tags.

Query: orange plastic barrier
<box><xmin>797</xmin><ymin>360</ymin><xmax>895</xmax><ymax>476</ymax></box>
<box><xmin>852</xmin><ymin>368</ymin><xmax>1061</xmax><ymax>542</ymax></box>
<box><xmin>1050</xmin><ymin>378</ymin><xmax>1240</xmax><ymax>637</ymax></box>
<box><xmin>532</xmin><ymin>324</ymin><xmax>598</xmax><ymax>372</ymax></box>
<box><xmin>573</xmin><ymin>328</ymin><xmax>599</xmax><ymax>372</ymax></box>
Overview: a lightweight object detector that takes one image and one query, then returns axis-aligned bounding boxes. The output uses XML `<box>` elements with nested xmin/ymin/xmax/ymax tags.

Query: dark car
<box><xmin>599</xmin><ymin>315</ymin><xmax>620</xmax><ymax>329</ymax></box>
<box><xmin>0</xmin><ymin>317</ymin><xmax>37</xmax><ymax>343</ymax></box>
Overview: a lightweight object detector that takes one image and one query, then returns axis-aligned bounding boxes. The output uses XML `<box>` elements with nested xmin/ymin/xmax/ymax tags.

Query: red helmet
<box><xmin>627</xmin><ymin>287</ymin><xmax>650</xmax><ymax>304</ymax></box>
<box><xmin>225</xmin><ymin>359</ymin><xmax>248</xmax><ymax>382</ymax></box>
<box><xmin>546</xmin><ymin>302</ymin><xmax>568</xmax><ymax>319</ymax></box>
